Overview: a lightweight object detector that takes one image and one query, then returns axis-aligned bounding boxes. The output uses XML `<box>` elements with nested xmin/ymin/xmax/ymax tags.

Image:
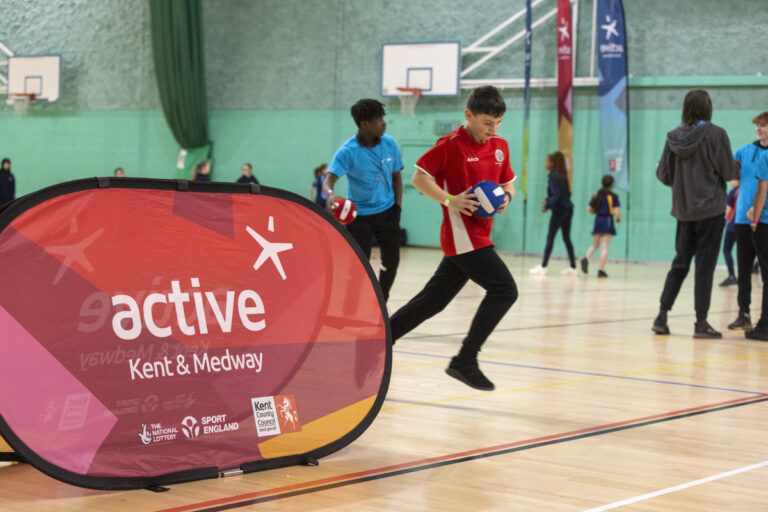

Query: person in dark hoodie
<box><xmin>0</xmin><ymin>158</ymin><xmax>15</xmax><ymax>205</ymax></box>
<box><xmin>652</xmin><ymin>90</ymin><xmax>740</xmax><ymax>338</ymax></box>
<box><xmin>529</xmin><ymin>151</ymin><xmax>577</xmax><ymax>275</ymax></box>
<box><xmin>726</xmin><ymin>112</ymin><xmax>768</xmax><ymax>333</ymax></box>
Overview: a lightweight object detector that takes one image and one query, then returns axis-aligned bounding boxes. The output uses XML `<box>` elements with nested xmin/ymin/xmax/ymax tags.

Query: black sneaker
<box><xmin>745</xmin><ymin>328</ymin><xmax>768</xmax><ymax>341</ymax></box>
<box><xmin>727</xmin><ymin>314</ymin><xmax>752</xmax><ymax>330</ymax></box>
<box><xmin>745</xmin><ymin>319</ymin><xmax>768</xmax><ymax>340</ymax></box>
<box><xmin>580</xmin><ymin>257</ymin><xmax>589</xmax><ymax>274</ymax></box>
<box><xmin>445</xmin><ymin>357</ymin><xmax>495</xmax><ymax>391</ymax></box>
<box><xmin>719</xmin><ymin>276</ymin><xmax>738</xmax><ymax>287</ymax></box>
<box><xmin>597</xmin><ymin>270</ymin><xmax>608</xmax><ymax>278</ymax></box>
<box><xmin>693</xmin><ymin>320</ymin><xmax>722</xmax><ymax>339</ymax></box>
<box><xmin>652</xmin><ymin>315</ymin><xmax>670</xmax><ymax>335</ymax></box>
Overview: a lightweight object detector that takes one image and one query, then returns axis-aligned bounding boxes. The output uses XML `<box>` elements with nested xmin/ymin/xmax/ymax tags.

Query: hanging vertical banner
<box><xmin>597</xmin><ymin>0</ymin><xmax>629</xmax><ymax>190</ymax></box>
<box><xmin>520</xmin><ymin>0</ymin><xmax>533</xmax><ymax>199</ymax></box>
<box><xmin>557</xmin><ymin>0</ymin><xmax>574</xmax><ymax>186</ymax></box>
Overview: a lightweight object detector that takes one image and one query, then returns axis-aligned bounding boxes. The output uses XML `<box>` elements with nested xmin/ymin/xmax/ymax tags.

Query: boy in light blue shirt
<box><xmin>727</xmin><ymin>111</ymin><xmax>768</xmax><ymax>332</ymax></box>
<box><xmin>744</xmin><ymin>149</ymin><xmax>768</xmax><ymax>340</ymax></box>
<box><xmin>323</xmin><ymin>99</ymin><xmax>404</xmax><ymax>301</ymax></box>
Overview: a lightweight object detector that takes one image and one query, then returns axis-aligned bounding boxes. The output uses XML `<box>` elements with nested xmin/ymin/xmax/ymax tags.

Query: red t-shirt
<box><xmin>415</xmin><ymin>126</ymin><xmax>515</xmax><ymax>257</ymax></box>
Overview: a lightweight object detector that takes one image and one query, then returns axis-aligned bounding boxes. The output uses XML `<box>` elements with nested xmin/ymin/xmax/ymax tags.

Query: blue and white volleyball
<box><xmin>471</xmin><ymin>181</ymin><xmax>505</xmax><ymax>218</ymax></box>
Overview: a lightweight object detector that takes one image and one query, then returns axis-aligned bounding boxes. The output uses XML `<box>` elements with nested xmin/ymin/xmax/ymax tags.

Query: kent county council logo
<box><xmin>251</xmin><ymin>395</ymin><xmax>301</xmax><ymax>437</ymax></box>
<box><xmin>495</xmin><ymin>150</ymin><xmax>504</xmax><ymax>163</ymax></box>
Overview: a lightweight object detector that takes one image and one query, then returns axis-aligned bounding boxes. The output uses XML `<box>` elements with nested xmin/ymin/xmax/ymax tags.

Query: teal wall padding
<box><xmin>1</xmin><ymin>0</ymin><xmax>765</xmax><ymax>262</ymax></box>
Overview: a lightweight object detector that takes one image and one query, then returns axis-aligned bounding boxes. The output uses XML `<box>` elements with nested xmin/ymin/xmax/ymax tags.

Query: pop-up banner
<box><xmin>0</xmin><ymin>178</ymin><xmax>390</xmax><ymax>490</ymax></box>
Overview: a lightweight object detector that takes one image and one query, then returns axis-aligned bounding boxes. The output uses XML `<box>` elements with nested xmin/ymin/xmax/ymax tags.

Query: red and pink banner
<box><xmin>557</xmin><ymin>0</ymin><xmax>574</xmax><ymax>186</ymax></box>
<box><xmin>0</xmin><ymin>178</ymin><xmax>390</xmax><ymax>489</ymax></box>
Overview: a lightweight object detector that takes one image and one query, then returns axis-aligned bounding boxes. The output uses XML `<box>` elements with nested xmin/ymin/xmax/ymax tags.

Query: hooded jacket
<box><xmin>656</xmin><ymin>122</ymin><xmax>740</xmax><ymax>221</ymax></box>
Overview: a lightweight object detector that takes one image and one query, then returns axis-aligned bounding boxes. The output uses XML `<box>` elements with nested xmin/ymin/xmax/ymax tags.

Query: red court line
<box><xmin>156</xmin><ymin>393</ymin><xmax>768</xmax><ymax>512</ymax></box>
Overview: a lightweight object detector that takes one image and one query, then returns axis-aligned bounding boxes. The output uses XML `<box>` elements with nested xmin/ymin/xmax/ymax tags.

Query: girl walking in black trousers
<box><xmin>529</xmin><ymin>151</ymin><xmax>577</xmax><ymax>276</ymax></box>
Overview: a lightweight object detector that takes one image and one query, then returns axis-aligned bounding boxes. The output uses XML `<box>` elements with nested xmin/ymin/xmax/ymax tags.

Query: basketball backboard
<box><xmin>381</xmin><ymin>41</ymin><xmax>460</xmax><ymax>97</ymax></box>
<box><xmin>6</xmin><ymin>55</ymin><xmax>60</xmax><ymax>104</ymax></box>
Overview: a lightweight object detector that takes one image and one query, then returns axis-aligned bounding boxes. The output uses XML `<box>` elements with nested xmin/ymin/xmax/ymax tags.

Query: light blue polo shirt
<box><xmin>755</xmin><ymin>151</ymin><xmax>768</xmax><ymax>224</ymax></box>
<box><xmin>328</xmin><ymin>134</ymin><xmax>403</xmax><ymax>215</ymax></box>
<box><xmin>734</xmin><ymin>142</ymin><xmax>768</xmax><ymax>224</ymax></box>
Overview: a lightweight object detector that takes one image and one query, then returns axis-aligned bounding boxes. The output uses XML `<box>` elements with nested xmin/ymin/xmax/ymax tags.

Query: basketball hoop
<box><xmin>10</xmin><ymin>93</ymin><xmax>36</xmax><ymax>116</ymax></box>
<box><xmin>396</xmin><ymin>87</ymin><xmax>422</xmax><ymax>116</ymax></box>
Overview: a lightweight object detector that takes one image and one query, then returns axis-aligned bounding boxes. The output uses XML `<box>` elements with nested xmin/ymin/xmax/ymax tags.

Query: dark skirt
<box><xmin>593</xmin><ymin>215</ymin><xmax>616</xmax><ymax>235</ymax></box>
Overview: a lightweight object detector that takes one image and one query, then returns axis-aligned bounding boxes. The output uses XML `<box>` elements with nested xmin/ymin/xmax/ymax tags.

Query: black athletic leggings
<box><xmin>542</xmin><ymin>209</ymin><xmax>576</xmax><ymax>267</ymax></box>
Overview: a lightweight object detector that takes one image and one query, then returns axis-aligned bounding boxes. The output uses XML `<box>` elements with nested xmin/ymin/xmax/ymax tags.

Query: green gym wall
<box><xmin>1</xmin><ymin>0</ymin><xmax>765</xmax><ymax>262</ymax></box>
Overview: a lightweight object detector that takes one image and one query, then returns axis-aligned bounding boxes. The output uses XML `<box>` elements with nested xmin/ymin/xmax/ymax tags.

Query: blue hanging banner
<box><xmin>597</xmin><ymin>0</ymin><xmax>629</xmax><ymax>191</ymax></box>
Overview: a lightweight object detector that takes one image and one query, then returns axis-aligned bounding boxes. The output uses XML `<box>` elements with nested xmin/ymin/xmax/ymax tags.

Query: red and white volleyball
<box><xmin>330</xmin><ymin>197</ymin><xmax>358</xmax><ymax>224</ymax></box>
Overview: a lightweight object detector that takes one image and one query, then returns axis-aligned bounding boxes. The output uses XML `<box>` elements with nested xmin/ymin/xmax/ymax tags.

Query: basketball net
<box><xmin>396</xmin><ymin>87</ymin><xmax>422</xmax><ymax>116</ymax></box>
<box><xmin>10</xmin><ymin>93</ymin><xmax>36</xmax><ymax>116</ymax></box>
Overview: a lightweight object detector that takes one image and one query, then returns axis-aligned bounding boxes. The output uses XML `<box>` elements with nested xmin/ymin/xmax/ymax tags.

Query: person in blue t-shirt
<box><xmin>744</xmin><ymin>149</ymin><xmax>768</xmax><ymax>340</ymax></box>
<box><xmin>719</xmin><ymin>180</ymin><xmax>739</xmax><ymax>287</ymax></box>
<box><xmin>727</xmin><ymin>112</ymin><xmax>768</xmax><ymax>332</ymax></box>
<box><xmin>323</xmin><ymin>99</ymin><xmax>404</xmax><ymax>301</ymax></box>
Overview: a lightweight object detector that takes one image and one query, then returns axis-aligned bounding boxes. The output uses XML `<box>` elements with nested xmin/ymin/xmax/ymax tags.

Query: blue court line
<box><xmin>401</xmin><ymin>309</ymin><xmax>741</xmax><ymax>339</ymax></box>
<box><xmin>393</xmin><ymin>349</ymin><xmax>767</xmax><ymax>395</ymax></box>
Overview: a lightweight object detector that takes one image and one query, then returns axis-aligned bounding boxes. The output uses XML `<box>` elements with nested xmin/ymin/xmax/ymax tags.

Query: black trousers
<box><xmin>542</xmin><ymin>209</ymin><xmax>576</xmax><ymax>267</ymax></box>
<box><xmin>735</xmin><ymin>224</ymin><xmax>757</xmax><ymax>314</ymax></box>
<box><xmin>659</xmin><ymin>214</ymin><xmax>724</xmax><ymax>319</ymax></box>
<box><xmin>751</xmin><ymin>223</ymin><xmax>768</xmax><ymax>324</ymax></box>
<box><xmin>390</xmin><ymin>246</ymin><xmax>518</xmax><ymax>355</ymax></box>
<box><xmin>347</xmin><ymin>204</ymin><xmax>400</xmax><ymax>301</ymax></box>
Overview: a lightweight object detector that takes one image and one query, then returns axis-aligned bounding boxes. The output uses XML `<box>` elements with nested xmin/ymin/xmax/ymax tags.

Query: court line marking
<box><xmin>402</xmin><ymin>309</ymin><xmax>740</xmax><ymax>339</ymax></box>
<box><xmin>581</xmin><ymin>460</ymin><xmax>768</xmax><ymax>511</ymax></box>
<box><xmin>156</xmin><ymin>394</ymin><xmax>768</xmax><ymax>512</ymax></box>
<box><xmin>393</xmin><ymin>349</ymin><xmax>766</xmax><ymax>395</ymax></box>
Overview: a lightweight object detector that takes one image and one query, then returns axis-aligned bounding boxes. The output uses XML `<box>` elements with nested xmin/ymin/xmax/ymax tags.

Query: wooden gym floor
<box><xmin>1</xmin><ymin>246</ymin><xmax>767</xmax><ymax>511</ymax></box>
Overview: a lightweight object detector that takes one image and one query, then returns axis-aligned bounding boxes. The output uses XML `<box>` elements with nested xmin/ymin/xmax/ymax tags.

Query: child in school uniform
<box><xmin>581</xmin><ymin>175</ymin><xmax>621</xmax><ymax>278</ymax></box>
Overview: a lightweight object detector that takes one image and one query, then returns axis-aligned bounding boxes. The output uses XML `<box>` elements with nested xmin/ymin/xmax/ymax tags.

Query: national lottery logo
<box><xmin>138</xmin><ymin>424</ymin><xmax>152</xmax><ymax>445</ymax></box>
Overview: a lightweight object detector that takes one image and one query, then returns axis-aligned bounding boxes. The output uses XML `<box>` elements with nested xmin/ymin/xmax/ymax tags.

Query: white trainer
<box><xmin>560</xmin><ymin>267</ymin><xmax>579</xmax><ymax>276</ymax></box>
<box><xmin>529</xmin><ymin>265</ymin><xmax>548</xmax><ymax>275</ymax></box>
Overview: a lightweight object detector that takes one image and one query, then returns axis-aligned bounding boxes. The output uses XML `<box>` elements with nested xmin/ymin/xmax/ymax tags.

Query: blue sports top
<box><xmin>328</xmin><ymin>134</ymin><xmax>404</xmax><ymax>216</ymax></box>
<box><xmin>734</xmin><ymin>142</ymin><xmax>768</xmax><ymax>224</ymax></box>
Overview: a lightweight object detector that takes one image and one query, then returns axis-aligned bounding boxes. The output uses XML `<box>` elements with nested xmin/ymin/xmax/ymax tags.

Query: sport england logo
<box><xmin>181</xmin><ymin>416</ymin><xmax>200</xmax><ymax>439</ymax></box>
<box><xmin>495</xmin><ymin>150</ymin><xmax>504</xmax><ymax>163</ymax></box>
<box><xmin>251</xmin><ymin>395</ymin><xmax>301</xmax><ymax>437</ymax></box>
<box><xmin>181</xmin><ymin>414</ymin><xmax>238</xmax><ymax>439</ymax></box>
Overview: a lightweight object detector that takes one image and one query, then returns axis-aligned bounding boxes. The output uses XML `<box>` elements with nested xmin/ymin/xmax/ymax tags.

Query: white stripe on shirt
<box><xmin>445</xmin><ymin>179</ymin><xmax>474</xmax><ymax>254</ymax></box>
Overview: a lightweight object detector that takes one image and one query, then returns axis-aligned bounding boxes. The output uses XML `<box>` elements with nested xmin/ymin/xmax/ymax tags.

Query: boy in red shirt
<box><xmin>389</xmin><ymin>86</ymin><xmax>517</xmax><ymax>391</ymax></box>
